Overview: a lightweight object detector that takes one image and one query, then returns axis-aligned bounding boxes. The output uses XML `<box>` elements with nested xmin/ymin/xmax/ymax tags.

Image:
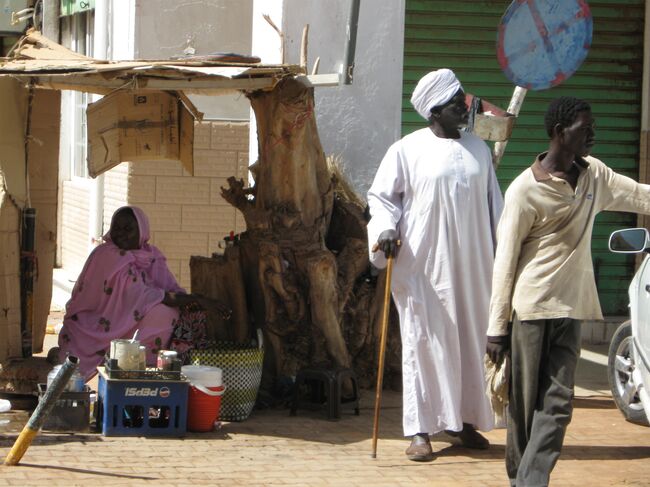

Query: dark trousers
<box><xmin>506</xmin><ymin>316</ymin><xmax>582</xmax><ymax>487</ymax></box>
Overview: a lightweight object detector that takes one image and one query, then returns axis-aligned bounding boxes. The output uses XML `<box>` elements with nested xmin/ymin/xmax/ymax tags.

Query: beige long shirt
<box><xmin>487</xmin><ymin>153</ymin><xmax>650</xmax><ymax>337</ymax></box>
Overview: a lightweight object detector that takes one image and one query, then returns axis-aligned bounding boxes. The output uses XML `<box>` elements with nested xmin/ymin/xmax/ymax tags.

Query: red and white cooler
<box><xmin>181</xmin><ymin>365</ymin><xmax>225</xmax><ymax>432</ymax></box>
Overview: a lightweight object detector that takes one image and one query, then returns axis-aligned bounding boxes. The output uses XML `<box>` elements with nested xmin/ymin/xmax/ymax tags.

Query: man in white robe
<box><xmin>367</xmin><ymin>69</ymin><xmax>503</xmax><ymax>461</ymax></box>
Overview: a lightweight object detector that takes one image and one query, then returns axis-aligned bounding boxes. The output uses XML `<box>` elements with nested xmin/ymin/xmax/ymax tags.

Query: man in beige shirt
<box><xmin>486</xmin><ymin>96</ymin><xmax>650</xmax><ymax>487</ymax></box>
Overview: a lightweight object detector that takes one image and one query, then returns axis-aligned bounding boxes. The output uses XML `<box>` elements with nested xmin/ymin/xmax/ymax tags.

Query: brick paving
<box><xmin>0</xmin><ymin>330</ymin><xmax>648</xmax><ymax>486</ymax></box>
<box><xmin>1</xmin><ymin>387</ymin><xmax>649</xmax><ymax>486</ymax></box>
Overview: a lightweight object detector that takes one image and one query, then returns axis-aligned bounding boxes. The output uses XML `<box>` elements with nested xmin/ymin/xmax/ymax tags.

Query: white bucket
<box><xmin>182</xmin><ymin>365</ymin><xmax>223</xmax><ymax>388</ymax></box>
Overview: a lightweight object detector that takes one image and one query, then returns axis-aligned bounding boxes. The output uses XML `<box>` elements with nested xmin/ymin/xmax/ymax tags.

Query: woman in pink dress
<box><xmin>58</xmin><ymin>206</ymin><xmax>229</xmax><ymax>380</ymax></box>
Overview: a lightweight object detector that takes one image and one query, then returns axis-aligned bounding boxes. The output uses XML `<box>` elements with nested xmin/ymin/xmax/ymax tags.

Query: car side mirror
<box><xmin>608</xmin><ymin>228</ymin><xmax>650</xmax><ymax>253</ymax></box>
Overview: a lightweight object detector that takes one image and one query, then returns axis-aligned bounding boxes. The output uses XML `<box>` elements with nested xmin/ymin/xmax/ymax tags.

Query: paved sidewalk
<box><xmin>1</xmin><ymin>339</ymin><xmax>649</xmax><ymax>486</ymax></box>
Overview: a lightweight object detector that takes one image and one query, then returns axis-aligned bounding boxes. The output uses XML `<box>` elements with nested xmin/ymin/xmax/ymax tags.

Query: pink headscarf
<box><xmin>59</xmin><ymin>206</ymin><xmax>184</xmax><ymax>379</ymax></box>
<box><xmin>104</xmin><ymin>206</ymin><xmax>164</xmax><ymax>271</ymax></box>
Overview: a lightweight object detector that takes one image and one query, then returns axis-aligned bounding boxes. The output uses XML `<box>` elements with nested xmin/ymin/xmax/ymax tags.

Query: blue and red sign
<box><xmin>497</xmin><ymin>0</ymin><xmax>593</xmax><ymax>90</ymax></box>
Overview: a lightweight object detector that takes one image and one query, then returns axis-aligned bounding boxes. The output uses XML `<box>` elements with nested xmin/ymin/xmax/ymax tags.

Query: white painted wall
<box><xmin>110</xmin><ymin>0</ymin><xmax>135</xmax><ymax>60</ymax></box>
<box><xmin>247</xmin><ymin>1</ymin><xmax>283</xmax><ymax>171</ymax></box>
<box><xmin>134</xmin><ymin>0</ymin><xmax>254</xmax><ymax>120</ymax></box>
<box><xmin>251</xmin><ymin>0</ymin><xmax>284</xmax><ymax>64</ymax></box>
<box><xmin>252</xmin><ymin>0</ymin><xmax>405</xmax><ymax>197</ymax></box>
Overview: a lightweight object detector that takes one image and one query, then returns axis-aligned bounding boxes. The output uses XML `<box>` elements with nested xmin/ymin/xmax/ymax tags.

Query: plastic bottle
<box><xmin>89</xmin><ymin>393</ymin><xmax>97</xmax><ymax>420</ymax></box>
<box><xmin>47</xmin><ymin>365</ymin><xmax>85</xmax><ymax>392</ymax></box>
<box><xmin>0</xmin><ymin>399</ymin><xmax>11</xmax><ymax>413</ymax></box>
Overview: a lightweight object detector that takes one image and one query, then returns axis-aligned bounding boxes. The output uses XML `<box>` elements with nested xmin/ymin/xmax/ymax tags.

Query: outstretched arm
<box><xmin>163</xmin><ymin>292</ymin><xmax>231</xmax><ymax>319</ymax></box>
<box><xmin>599</xmin><ymin>163</ymin><xmax>650</xmax><ymax>215</ymax></box>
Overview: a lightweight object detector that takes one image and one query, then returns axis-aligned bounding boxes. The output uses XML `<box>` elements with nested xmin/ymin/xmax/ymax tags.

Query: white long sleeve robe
<box><xmin>367</xmin><ymin>128</ymin><xmax>503</xmax><ymax>436</ymax></box>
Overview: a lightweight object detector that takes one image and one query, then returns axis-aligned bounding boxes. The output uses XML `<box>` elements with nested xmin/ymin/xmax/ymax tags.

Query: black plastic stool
<box><xmin>290</xmin><ymin>367</ymin><xmax>360</xmax><ymax>420</ymax></box>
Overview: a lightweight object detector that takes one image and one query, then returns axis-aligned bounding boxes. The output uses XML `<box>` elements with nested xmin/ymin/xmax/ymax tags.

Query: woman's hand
<box><xmin>163</xmin><ymin>292</ymin><xmax>231</xmax><ymax>319</ymax></box>
<box><xmin>193</xmin><ymin>294</ymin><xmax>232</xmax><ymax>320</ymax></box>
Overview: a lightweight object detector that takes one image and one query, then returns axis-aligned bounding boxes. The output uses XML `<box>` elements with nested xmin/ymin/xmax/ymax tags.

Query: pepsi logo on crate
<box><xmin>124</xmin><ymin>386</ymin><xmax>171</xmax><ymax>397</ymax></box>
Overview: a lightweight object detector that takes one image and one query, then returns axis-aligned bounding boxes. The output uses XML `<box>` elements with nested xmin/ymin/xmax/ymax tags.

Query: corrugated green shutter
<box><xmin>403</xmin><ymin>0</ymin><xmax>645</xmax><ymax>315</ymax></box>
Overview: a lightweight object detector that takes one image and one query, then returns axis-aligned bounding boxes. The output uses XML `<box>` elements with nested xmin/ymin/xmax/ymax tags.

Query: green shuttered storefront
<box><xmin>402</xmin><ymin>0</ymin><xmax>645</xmax><ymax>315</ymax></box>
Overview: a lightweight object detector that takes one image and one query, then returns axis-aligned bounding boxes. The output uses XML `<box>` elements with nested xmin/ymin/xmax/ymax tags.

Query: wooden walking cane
<box><xmin>371</xmin><ymin>240</ymin><xmax>398</xmax><ymax>459</ymax></box>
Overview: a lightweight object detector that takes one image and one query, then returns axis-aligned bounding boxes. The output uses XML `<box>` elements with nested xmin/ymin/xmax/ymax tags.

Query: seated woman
<box><xmin>58</xmin><ymin>205</ymin><xmax>229</xmax><ymax>380</ymax></box>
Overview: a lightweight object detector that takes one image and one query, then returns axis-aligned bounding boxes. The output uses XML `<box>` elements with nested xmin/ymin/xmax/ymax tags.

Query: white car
<box><xmin>608</xmin><ymin>228</ymin><xmax>650</xmax><ymax>426</ymax></box>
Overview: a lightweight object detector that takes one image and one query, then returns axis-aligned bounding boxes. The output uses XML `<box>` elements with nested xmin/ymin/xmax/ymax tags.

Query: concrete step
<box><xmin>581</xmin><ymin>316</ymin><xmax>627</xmax><ymax>345</ymax></box>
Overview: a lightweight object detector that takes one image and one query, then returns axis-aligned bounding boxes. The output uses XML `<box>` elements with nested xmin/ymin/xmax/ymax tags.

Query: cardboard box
<box><xmin>87</xmin><ymin>91</ymin><xmax>194</xmax><ymax>177</ymax></box>
<box><xmin>472</xmin><ymin>113</ymin><xmax>516</xmax><ymax>142</ymax></box>
<box><xmin>465</xmin><ymin>93</ymin><xmax>516</xmax><ymax>142</ymax></box>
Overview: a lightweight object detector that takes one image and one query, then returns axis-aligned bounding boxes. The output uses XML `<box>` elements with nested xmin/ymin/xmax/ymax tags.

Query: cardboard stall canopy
<box><xmin>87</xmin><ymin>90</ymin><xmax>194</xmax><ymax>177</ymax></box>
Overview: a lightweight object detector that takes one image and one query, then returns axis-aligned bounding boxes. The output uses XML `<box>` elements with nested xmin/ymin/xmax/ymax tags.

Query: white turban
<box><xmin>410</xmin><ymin>69</ymin><xmax>463</xmax><ymax>120</ymax></box>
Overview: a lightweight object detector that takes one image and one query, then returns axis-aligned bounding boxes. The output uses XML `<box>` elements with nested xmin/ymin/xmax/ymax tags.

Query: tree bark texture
<box><xmin>200</xmin><ymin>77</ymin><xmax>401</xmax><ymax>390</ymax></box>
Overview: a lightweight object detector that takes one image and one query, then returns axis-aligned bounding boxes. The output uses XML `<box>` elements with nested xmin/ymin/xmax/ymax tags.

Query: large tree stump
<box><xmin>216</xmin><ymin>77</ymin><xmax>401</xmax><ymax>390</ymax></box>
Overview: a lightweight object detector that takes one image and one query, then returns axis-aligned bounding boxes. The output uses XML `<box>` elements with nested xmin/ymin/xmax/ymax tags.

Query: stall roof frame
<box><xmin>0</xmin><ymin>30</ymin><xmax>340</xmax><ymax>96</ymax></box>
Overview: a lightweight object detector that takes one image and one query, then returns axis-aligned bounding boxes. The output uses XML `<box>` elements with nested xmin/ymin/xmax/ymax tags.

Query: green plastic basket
<box><xmin>189</xmin><ymin>342</ymin><xmax>264</xmax><ymax>422</ymax></box>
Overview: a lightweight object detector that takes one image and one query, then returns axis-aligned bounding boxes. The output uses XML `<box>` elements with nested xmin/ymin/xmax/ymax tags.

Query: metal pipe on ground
<box><xmin>4</xmin><ymin>355</ymin><xmax>80</xmax><ymax>466</ymax></box>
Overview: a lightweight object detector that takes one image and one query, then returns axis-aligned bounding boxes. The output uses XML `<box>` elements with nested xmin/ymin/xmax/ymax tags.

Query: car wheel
<box><xmin>607</xmin><ymin>320</ymin><xmax>649</xmax><ymax>426</ymax></box>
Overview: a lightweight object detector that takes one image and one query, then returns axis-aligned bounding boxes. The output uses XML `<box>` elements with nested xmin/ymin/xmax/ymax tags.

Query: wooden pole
<box><xmin>300</xmin><ymin>24</ymin><xmax>309</xmax><ymax>73</ymax></box>
<box><xmin>492</xmin><ymin>86</ymin><xmax>528</xmax><ymax>168</ymax></box>
<box><xmin>371</xmin><ymin>253</ymin><xmax>394</xmax><ymax>459</ymax></box>
<box><xmin>262</xmin><ymin>14</ymin><xmax>285</xmax><ymax>64</ymax></box>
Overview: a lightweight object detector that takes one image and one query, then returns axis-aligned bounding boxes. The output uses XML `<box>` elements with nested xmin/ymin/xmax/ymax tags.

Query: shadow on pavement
<box><xmin>573</xmin><ymin>397</ymin><xmax>616</xmax><ymax>409</ymax></box>
<box><xmin>431</xmin><ymin>443</ymin><xmax>650</xmax><ymax>464</ymax></box>
<box><xmin>0</xmin><ymin>433</ymin><xmax>103</xmax><ymax>448</ymax></box>
<box><xmin>5</xmin><ymin>463</ymin><xmax>157</xmax><ymax>480</ymax></box>
<box><xmin>434</xmin><ymin>442</ymin><xmax>506</xmax><ymax>461</ymax></box>
<box><xmin>224</xmin><ymin>397</ymin><xmax>406</xmax><ymax>444</ymax></box>
<box><xmin>561</xmin><ymin>444</ymin><xmax>650</xmax><ymax>460</ymax></box>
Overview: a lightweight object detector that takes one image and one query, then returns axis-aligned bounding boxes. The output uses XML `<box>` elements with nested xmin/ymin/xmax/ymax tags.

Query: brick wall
<box><xmin>103</xmin><ymin>162</ymin><xmax>129</xmax><ymax>231</ymax></box>
<box><xmin>60</xmin><ymin>180</ymin><xmax>91</xmax><ymax>277</ymax></box>
<box><xmin>58</xmin><ymin>163</ymin><xmax>128</xmax><ymax>291</ymax></box>
<box><xmin>127</xmin><ymin>120</ymin><xmax>249</xmax><ymax>290</ymax></box>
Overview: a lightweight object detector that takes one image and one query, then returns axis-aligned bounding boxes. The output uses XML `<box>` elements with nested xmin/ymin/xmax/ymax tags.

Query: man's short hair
<box><xmin>544</xmin><ymin>96</ymin><xmax>591</xmax><ymax>137</ymax></box>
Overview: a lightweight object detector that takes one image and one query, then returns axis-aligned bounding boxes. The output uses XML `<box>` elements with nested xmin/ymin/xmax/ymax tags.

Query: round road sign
<box><xmin>497</xmin><ymin>0</ymin><xmax>593</xmax><ymax>90</ymax></box>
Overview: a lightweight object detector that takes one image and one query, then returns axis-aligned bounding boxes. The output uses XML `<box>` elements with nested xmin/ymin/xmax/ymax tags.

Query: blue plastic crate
<box><xmin>96</xmin><ymin>367</ymin><xmax>188</xmax><ymax>437</ymax></box>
